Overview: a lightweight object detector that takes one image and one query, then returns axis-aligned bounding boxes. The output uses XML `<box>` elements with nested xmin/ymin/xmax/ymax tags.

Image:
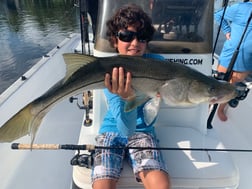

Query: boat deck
<box><xmin>213</xmin><ymin>90</ymin><xmax>252</xmax><ymax>189</ymax></box>
<box><xmin>0</xmin><ymin>98</ymin><xmax>83</xmax><ymax>189</ymax></box>
<box><xmin>1</xmin><ymin>32</ymin><xmax>252</xmax><ymax>188</ymax></box>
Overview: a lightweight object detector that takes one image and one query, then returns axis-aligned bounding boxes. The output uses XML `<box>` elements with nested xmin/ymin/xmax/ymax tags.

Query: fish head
<box><xmin>187</xmin><ymin>77</ymin><xmax>237</xmax><ymax>105</ymax></box>
<box><xmin>159</xmin><ymin>76</ymin><xmax>237</xmax><ymax>106</ymax></box>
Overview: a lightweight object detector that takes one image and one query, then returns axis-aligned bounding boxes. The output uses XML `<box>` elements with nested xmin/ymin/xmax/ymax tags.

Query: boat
<box><xmin>0</xmin><ymin>0</ymin><xmax>251</xmax><ymax>189</ymax></box>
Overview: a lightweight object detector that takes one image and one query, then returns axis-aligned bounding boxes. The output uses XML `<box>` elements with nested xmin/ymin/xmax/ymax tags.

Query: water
<box><xmin>0</xmin><ymin>0</ymin><xmax>80</xmax><ymax>94</ymax></box>
<box><xmin>0</xmin><ymin>0</ymin><xmax>243</xmax><ymax>94</ymax></box>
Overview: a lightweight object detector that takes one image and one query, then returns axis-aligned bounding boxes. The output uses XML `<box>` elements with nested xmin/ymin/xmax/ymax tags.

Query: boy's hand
<box><xmin>105</xmin><ymin>67</ymin><xmax>135</xmax><ymax>101</ymax></box>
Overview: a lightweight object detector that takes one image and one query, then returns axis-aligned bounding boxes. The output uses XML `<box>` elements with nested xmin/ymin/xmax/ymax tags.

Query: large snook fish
<box><xmin>0</xmin><ymin>53</ymin><xmax>237</xmax><ymax>143</ymax></box>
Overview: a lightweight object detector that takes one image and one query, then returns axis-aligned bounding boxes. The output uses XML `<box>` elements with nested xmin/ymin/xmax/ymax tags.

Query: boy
<box><xmin>92</xmin><ymin>4</ymin><xmax>171</xmax><ymax>189</ymax></box>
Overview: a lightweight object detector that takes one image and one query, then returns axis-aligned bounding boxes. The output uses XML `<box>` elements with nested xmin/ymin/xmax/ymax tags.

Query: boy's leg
<box><xmin>128</xmin><ymin>132</ymin><xmax>171</xmax><ymax>189</ymax></box>
<box><xmin>92</xmin><ymin>133</ymin><xmax>127</xmax><ymax>188</ymax></box>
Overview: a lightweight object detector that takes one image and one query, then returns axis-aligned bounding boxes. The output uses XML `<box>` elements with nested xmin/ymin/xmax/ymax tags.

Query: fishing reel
<box><xmin>228</xmin><ymin>82</ymin><xmax>250</xmax><ymax>108</ymax></box>
<box><xmin>212</xmin><ymin>70</ymin><xmax>225</xmax><ymax>80</ymax></box>
<box><xmin>69</xmin><ymin>91</ymin><xmax>93</xmax><ymax>126</ymax></box>
<box><xmin>212</xmin><ymin>70</ymin><xmax>250</xmax><ymax>108</ymax></box>
<box><xmin>70</xmin><ymin>150</ymin><xmax>94</xmax><ymax>168</ymax></box>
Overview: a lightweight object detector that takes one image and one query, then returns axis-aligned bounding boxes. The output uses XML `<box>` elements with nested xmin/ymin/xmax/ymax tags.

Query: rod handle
<box><xmin>11</xmin><ymin>143</ymin><xmax>60</xmax><ymax>150</ymax></box>
<box><xmin>11</xmin><ymin>143</ymin><xmax>96</xmax><ymax>151</ymax></box>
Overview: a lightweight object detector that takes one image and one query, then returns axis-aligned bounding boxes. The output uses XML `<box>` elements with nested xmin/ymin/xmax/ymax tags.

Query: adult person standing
<box><xmin>214</xmin><ymin>0</ymin><xmax>252</xmax><ymax>121</ymax></box>
<box><xmin>91</xmin><ymin>3</ymin><xmax>171</xmax><ymax>189</ymax></box>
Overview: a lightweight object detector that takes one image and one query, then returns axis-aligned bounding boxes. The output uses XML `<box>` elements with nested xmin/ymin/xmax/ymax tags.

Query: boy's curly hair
<box><xmin>106</xmin><ymin>4</ymin><xmax>155</xmax><ymax>47</ymax></box>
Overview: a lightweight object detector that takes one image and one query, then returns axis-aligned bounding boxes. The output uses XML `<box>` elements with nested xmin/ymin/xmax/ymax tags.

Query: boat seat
<box><xmin>73</xmin><ymin>90</ymin><xmax>239</xmax><ymax>189</ymax></box>
<box><xmin>154</xmin><ymin>126</ymin><xmax>239</xmax><ymax>188</ymax></box>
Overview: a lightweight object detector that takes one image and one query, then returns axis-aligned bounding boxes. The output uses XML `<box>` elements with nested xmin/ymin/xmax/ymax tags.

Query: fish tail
<box><xmin>0</xmin><ymin>103</ymin><xmax>43</xmax><ymax>143</ymax></box>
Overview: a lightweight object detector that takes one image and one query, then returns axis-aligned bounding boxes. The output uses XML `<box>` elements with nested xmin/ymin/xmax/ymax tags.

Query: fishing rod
<box><xmin>224</xmin><ymin>11</ymin><xmax>252</xmax><ymax>81</ymax></box>
<box><xmin>79</xmin><ymin>0</ymin><xmax>91</xmax><ymax>55</ymax></box>
<box><xmin>208</xmin><ymin>0</ymin><xmax>230</xmax><ymax>129</ymax></box>
<box><xmin>212</xmin><ymin>0</ymin><xmax>229</xmax><ymax>58</ymax></box>
<box><xmin>208</xmin><ymin>0</ymin><xmax>229</xmax><ymax>129</ymax></box>
<box><xmin>208</xmin><ymin>10</ymin><xmax>252</xmax><ymax>129</ymax></box>
<box><xmin>11</xmin><ymin>143</ymin><xmax>252</xmax><ymax>153</ymax></box>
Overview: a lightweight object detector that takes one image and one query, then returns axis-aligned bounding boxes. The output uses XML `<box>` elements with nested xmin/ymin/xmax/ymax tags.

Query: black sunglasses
<box><xmin>116</xmin><ymin>30</ymin><xmax>148</xmax><ymax>43</ymax></box>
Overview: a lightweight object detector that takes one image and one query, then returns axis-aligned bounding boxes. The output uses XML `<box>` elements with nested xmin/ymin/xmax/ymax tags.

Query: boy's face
<box><xmin>115</xmin><ymin>26</ymin><xmax>147</xmax><ymax>56</ymax></box>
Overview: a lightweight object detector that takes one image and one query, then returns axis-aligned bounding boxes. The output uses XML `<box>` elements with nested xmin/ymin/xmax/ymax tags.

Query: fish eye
<box><xmin>208</xmin><ymin>86</ymin><xmax>216</xmax><ymax>93</ymax></box>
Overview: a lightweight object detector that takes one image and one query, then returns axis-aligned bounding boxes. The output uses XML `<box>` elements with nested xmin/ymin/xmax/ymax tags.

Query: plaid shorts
<box><xmin>91</xmin><ymin>132</ymin><xmax>168</xmax><ymax>183</ymax></box>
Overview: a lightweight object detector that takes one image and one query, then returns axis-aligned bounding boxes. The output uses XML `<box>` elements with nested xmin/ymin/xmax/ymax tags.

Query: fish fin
<box><xmin>124</xmin><ymin>93</ymin><xmax>151</xmax><ymax>112</ymax></box>
<box><xmin>143</xmin><ymin>96</ymin><xmax>161</xmax><ymax>126</ymax></box>
<box><xmin>62</xmin><ymin>53</ymin><xmax>97</xmax><ymax>83</ymax></box>
<box><xmin>0</xmin><ymin>103</ymin><xmax>45</xmax><ymax>144</ymax></box>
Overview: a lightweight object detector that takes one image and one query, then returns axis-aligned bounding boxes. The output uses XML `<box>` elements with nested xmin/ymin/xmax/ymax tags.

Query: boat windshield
<box><xmin>94</xmin><ymin>0</ymin><xmax>213</xmax><ymax>54</ymax></box>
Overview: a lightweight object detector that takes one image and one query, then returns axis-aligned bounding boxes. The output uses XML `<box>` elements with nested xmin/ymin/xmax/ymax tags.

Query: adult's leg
<box><xmin>217</xmin><ymin>65</ymin><xmax>250</xmax><ymax>121</ymax></box>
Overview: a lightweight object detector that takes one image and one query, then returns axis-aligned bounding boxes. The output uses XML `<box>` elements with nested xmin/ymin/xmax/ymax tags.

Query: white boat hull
<box><xmin>1</xmin><ymin>0</ymin><xmax>252</xmax><ymax>188</ymax></box>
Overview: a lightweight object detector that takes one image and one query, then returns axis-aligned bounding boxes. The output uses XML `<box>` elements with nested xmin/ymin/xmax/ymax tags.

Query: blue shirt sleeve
<box><xmin>214</xmin><ymin>4</ymin><xmax>240</xmax><ymax>34</ymax></box>
<box><xmin>102</xmin><ymin>89</ymin><xmax>137</xmax><ymax>137</ymax></box>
